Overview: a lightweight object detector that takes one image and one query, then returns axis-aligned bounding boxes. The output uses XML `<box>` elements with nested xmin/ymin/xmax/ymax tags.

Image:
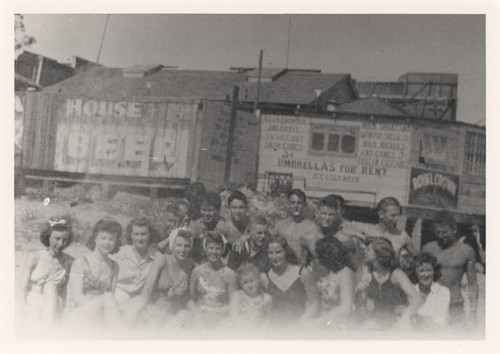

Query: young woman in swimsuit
<box><xmin>65</xmin><ymin>218</ymin><xmax>123</xmax><ymax>328</ymax></box>
<box><xmin>19</xmin><ymin>217</ymin><xmax>74</xmax><ymax>325</ymax></box>
<box><xmin>261</xmin><ymin>235</ymin><xmax>319</xmax><ymax>327</ymax></box>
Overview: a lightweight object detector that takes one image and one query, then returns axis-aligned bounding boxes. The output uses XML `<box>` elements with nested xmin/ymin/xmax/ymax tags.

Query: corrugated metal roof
<box><xmin>241</xmin><ymin>71</ymin><xmax>349</xmax><ymax>105</ymax></box>
<box><xmin>44</xmin><ymin>66</ymin><xmax>351</xmax><ymax>105</ymax></box>
<box><xmin>336</xmin><ymin>97</ymin><xmax>408</xmax><ymax>117</ymax></box>
<box><xmin>398</xmin><ymin>72</ymin><xmax>458</xmax><ymax>84</ymax></box>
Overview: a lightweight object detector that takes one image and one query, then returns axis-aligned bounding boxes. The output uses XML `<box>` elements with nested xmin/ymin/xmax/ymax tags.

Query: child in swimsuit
<box><xmin>230</xmin><ymin>263</ymin><xmax>272</xmax><ymax>327</ymax></box>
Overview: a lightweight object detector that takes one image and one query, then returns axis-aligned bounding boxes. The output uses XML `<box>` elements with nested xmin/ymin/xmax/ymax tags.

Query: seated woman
<box><xmin>19</xmin><ymin>217</ymin><xmax>74</xmax><ymax>325</ymax></box>
<box><xmin>414</xmin><ymin>253</ymin><xmax>450</xmax><ymax>329</ymax></box>
<box><xmin>312</xmin><ymin>237</ymin><xmax>354</xmax><ymax>329</ymax></box>
<box><xmin>138</xmin><ymin>227</ymin><xmax>196</xmax><ymax>327</ymax></box>
<box><xmin>111</xmin><ymin>217</ymin><xmax>161</xmax><ymax>324</ymax></box>
<box><xmin>65</xmin><ymin>218</ymin><xmax>123</xmax><ymax>328</ymax></box>
<box><xmin>359</xmin><ymin>237</ymin><xmax>422</xmax><ymax>330</ymax></box>
<box><xmin>261</xmin><ymin>235</ymin><xmax>319</xmax><ymax>327</ymax></box>
<box><xmin>188</xmin><ymin>231</ymin><xmax>237</xmax><ymax>327</ymax></box>
<box><xmin>229</xmin><ymin>263</ymin><xmax>272</xmax><ymax>328</ymax></box>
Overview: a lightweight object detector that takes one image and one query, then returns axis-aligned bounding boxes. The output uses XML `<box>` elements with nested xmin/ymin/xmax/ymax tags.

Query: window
<box><xmin>464</xmin><ymin>132</ymin><xmax>485</xmax><ymax>177</ymax></box>
<box><xmin>419</xmin><ymin>133</ymin><xmax>448</xmax><ymax>164</ymax></box>
<box><xmin>309</xmin><ymin>125</ymin><xmax>358</xmax><ymax>156</ymax></box>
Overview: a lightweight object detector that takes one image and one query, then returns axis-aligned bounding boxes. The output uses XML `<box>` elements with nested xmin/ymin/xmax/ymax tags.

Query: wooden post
<box><xmin>150</xmin><ymin>187</ymin><xmax>159</xmax><ymax>199</ymax></box>
<box><xmin>42</xmin><ymin>179</ymin><xmax>52</xmax><ymax>195</ymax></box>
<box><xmin>224</xmin><ymin>86</ymin><xmax>239</xmax><ymax>185</ymax></box>
<box><xmin>254</xmin><ymin>50</ymin><xmax>263</xmax><ymax>113</ymax></box>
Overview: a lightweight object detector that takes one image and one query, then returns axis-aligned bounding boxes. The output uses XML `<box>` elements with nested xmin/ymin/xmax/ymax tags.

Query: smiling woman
<box><xmin>64</xmin><ymin>218</ymin><xmax>123</xmax><ymax>328</ymax></box>
<box><xmin>19</xmin><ymin>217</ymin><xmax>74</xmax><ymax>325</ymax></box>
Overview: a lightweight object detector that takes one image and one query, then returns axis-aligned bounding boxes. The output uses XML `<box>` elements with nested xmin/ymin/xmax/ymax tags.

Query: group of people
<box><xmin>18</xmin><ymin>183</ymin><xmax>483</xmax><ymax>334</ymax></box>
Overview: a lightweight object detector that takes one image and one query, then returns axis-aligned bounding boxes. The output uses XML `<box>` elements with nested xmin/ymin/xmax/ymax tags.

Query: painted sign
<box><xmin>54</xmin><ymin>98</ymin><xmax>198</xmax><ymax>178</ymax></box>
<box><xmin>409</xmin><ymin>168</ymin><xmax>459</xmax><ymax>209</ymax></box>
<box><xmin>15</xmin><ymin>94</ymin><xmax>24</xmax><ymax>154</ymax></box>
<box><xmin>258</xmin><ymin>115</ymin><xmax>412</xmax><ymax>203</ymax></box>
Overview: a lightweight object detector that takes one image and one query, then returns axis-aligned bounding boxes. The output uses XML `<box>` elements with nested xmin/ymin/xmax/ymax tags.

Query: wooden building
<box><xmin>256</xmin><ymin>97</ymin><xmax>485</xmax><ymax>232</ymax></box>
<box><xmin>17</xmin><ymin>64</ymin><xmax>358</xmax><ymax>196</ymax></box>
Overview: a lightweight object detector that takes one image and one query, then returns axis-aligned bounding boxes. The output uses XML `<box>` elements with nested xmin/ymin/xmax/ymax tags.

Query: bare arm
<box><xmin>392</xmin><ymin>268</ymin><xmax>423</xmax><ymax>321</ymax></box>
<box><xmin>68</xmin><ymin>258</ymin><xmax>90</xmax><ymax>307</ymax></box>
<box><xmin>155</xmin><ymin>237</ymin><xmax>170</xmax><ymax>253</ymax></box>
<box><xmin>140</xmin><ymin>255</ymin><xmax>166</xmax><ymax>302</ymax></box>
<box><xmin>300</xmin><ymin>268</ymin><xmax>320</xmax><ymax>319</ymax></box>
<box><xmin>19</xmin><ymin>252</ymin><xmax>38</xmax><ymax>305</ymax></box>
<box><xmin>110</xmin><ymin>261</ymin><xmax>119</xmax><ymax>293</ymax></box>
<box><xmin>187</xmin><ymin>266</ymin><xmax>201</xmax><ymax>314</ymax></box>
<box><xmin>332</xmin><ymin>267</ymin><xmax>354</xmax><ymax>319</ymax></box>
<box><xmin>465</xmin><ymin>246</ymin><xmax>478</xmax><ymax>318</ymax></box>
<box><xmin>229</xmin><ymin>290</ymin><xmax>241</xmax><ymax>319</ymax></box>
<box><xmin>403</xmin><ymin>233</ymin><xmax>418</xmax><ymax>256</ymax></box>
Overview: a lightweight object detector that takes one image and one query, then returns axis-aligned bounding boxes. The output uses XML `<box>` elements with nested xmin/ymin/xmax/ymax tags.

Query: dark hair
<box><xmin>432</xmin><ymin>210</ymin><xmax>457</xmax><ymax>230</ymax></box>
<box><xmin>165</xmin><ymin>203</ymin><xmax>183</xmax><ymax>219</ymax></box>
<box><xmin>367</xmin><ymin>237</ymin><xmax>398</xmax><ymax>271</ymax></box>
<box><xmin>315</xmin><ymin>237</ymin><xmax>349</xmax><ymax>273</ymax></box>
<box><xmin>176</xmin><ymin>228</ymin><xmax>193</xmax><ymax>243</ymax></box>
<box><xmin>228</xmin><ymin>190</ymin><xmax>248</xmax><ymax>207</ymax></box>
<box><xmin>185</xmin><ymin>181</ymin><xmax>206</xmax><ymax>196</ymax></box>
<box><xmin>398</xmin><ymin>246</ymin><xmax>416</xmax><ymax>283</ymax></box>
<box><xmin>40</xmin><ymin>217</ymin><xmax>73</xmax><ymax>248</ymax></box>
<box><xmin>320</xmin><ymin>194</ymin><xmax>345</xmax><ymax>212</ymax></box>
<box><xmin>86</xmin><ymin>218</ymin><xmax>122</xmax><ymax>254</ymax></box>
<box><xmin>414</xmin><ymin>252</ymin><xmax>442</xmax><ymax>282</ymax></box>
<box><xmin>124</xmin><ymin>217</ymin><xmax>161</xmax><ymax>245</ymax></box>
<box><xmin>199</xmin><ymin>192</ymin><xmax>222</xmax><ymax>211</ymax></box>
<box><xmin>237</xmin><ymin>263</ymin><xmax>260</xmax><ymax>285</ymax></box>
<box><xmin>376</xmin><ymin>197</ymin><xmax>401</xmax><ymax>213</ymax></box>
<box><xmin>288</xmin><ymin>188</ymin><xmax>307</xmax><ymax>203</ymax></box>
<box><xmin>204</xmin><ymin>230</ymin><xmax>226</xmax><ymax>247</ymax></box>
<box><xmin>265</xmin><ymin>235</ymin><xmax>299</xmax><ymax>265</ymax></box>
<box><xmin>249</xmin><ymin>214</ymin><xmax>268</xmax><ymax>228</ymax></box>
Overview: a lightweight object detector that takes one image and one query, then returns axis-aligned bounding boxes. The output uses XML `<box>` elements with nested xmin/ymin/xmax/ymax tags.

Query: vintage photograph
<box><xmin>13</xmin><ymin>13</ymin><xmax>486</xmax><ymax>340</ymax></box>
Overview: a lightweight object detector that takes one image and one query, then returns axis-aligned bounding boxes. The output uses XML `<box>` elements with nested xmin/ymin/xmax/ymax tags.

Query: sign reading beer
<box><xmin>409</xmin><ymin>168</ymin><xmax>459</xmax><ymax>209</ymax></box>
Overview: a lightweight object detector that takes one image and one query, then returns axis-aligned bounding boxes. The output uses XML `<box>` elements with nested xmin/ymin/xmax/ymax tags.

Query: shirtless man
<box><xmin>317</xmin><ymin>194</ymin><xmax>362</xmax><ymax>273</ymax></box>
<box><xmin>345</xmin><ymin>197</ymin><xmax>416</xmax><ymax>256</ymax></box>
<box><xmin>216</xmin><ymin>190</ymin><xmax>249</xmax><ymax>246</ymax></box>
<box><xmin>422</xmin><ymin>211</ymin><xmax>478</xmax><ymax>328</ymax></box>
<box><xmin>271</xmin><ymin>189</ymin><xmax>322</xmax><ymax>267</ymax></box>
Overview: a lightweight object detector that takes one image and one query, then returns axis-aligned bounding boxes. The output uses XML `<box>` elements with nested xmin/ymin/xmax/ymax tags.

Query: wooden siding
<box><xmin>257</xmin><ymin>114</ymin><xmax>412</xmax><ymax>205</ymax></box>
<box><xmin>257</xmin><ymin>113</ymin><xmax>485</xmax><ymax>216</ymax></box>
<box><xmin>22</xmin><ymin>93</ymin><xmax>200</xmax><ymax>179</ymax></box>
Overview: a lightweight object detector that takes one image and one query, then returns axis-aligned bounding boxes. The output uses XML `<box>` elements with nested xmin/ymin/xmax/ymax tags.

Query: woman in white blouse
<box><xmin>414</xmin><ymin>253</ymin><xmax>450</xmax><ymax>329</ymax></box>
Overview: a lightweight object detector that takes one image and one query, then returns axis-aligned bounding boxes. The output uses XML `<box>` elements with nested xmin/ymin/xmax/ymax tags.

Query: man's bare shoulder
<box><xmin>422</xmin><ymin>241</ymin><xmax>440</xmax><ymax>253</ymax></box>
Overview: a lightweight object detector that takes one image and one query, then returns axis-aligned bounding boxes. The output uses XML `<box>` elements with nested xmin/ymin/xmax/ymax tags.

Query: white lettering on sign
<box><xmin>66</xmin><ymin>98</ymin><xmax>143</xmax><ymax>118</ymax></box>
<box><xmin>412</xmin><ymin>172</ymin><xmax>457</xmax><ymax>196</ymax></box>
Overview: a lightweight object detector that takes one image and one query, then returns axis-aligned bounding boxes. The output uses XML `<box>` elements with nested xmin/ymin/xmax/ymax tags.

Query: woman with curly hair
<box><xmin>261</xmin><ymin>235</ymin><xmax>319</xmax><ymax>326</ymax></box>
<box><xmin>19</xmin><ymin>217</ymin><xmax>74</xmax><ymax>324</ymax></box>
<box><xmin>188</xmin><ymin>231</ymin><xmax>237</xmax><ymax>327</ymax></box>
<box><xmin>65</xmin><ymin>218</ymin><xmax>123</xmax><ymax>328</ymax></box>
<box><xmin>110</xmin><ymin>217</ymin><xmax>162</xmax><ymax>325</ymax></box>
<box><xmin>414</xmin><ymin>253</ymin><xmax>450</xmax><ymax>329</ymax></box>
<box><xmin>312</xmin><ymin>237</ymin><xmax>354</xmax><ymax>329</ymax></box>
<box><xmin>360</xmin><ymin>237</ymin><xmax>422</xmax><ymax>330</ymax></box>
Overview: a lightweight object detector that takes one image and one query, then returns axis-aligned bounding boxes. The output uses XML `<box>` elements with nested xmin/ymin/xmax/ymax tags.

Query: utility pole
<box><xmin>224</xmin><ymin>85</ymin><xmax>240</xmax><ymax>185</ymax></box>
<box><xmin>96</xmin><ymin>14</ymin><xmax>110</xmax><ymax>65</ymax></box>
<box><xmin>254</xmin><ymin>49</ymin><xmax>263</xmax><ymax>113</ymax></box>
<box><xmin>285</xmin><ymin>17</ymin><xmax>291</xmax><ymax>68</ymax></box>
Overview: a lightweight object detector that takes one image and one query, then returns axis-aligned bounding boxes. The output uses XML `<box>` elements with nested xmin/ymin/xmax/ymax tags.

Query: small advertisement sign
<box><xmin>409</xmin><ymin>168</ymin><xmax>459</xmax><ymax>209</ymax></box>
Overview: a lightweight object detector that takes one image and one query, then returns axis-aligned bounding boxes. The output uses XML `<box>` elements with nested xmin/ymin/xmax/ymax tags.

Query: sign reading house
<box><xmin>409</xmin><ymin>168</ymin><xmax>459</xmax><ymax>209</ymax></box>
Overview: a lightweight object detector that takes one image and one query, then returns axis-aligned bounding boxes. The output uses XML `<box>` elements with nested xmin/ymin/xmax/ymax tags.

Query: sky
<box><xmin>20</xmin><ymin>14</ymin><xmax>485</xmax><ymax>124</ymax></box>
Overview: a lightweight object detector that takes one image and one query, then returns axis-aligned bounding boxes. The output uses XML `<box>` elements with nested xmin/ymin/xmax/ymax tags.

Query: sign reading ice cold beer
<box><xmin>258</xmin><ymin>115</ymin><xmax>412</xmax><ymax>202</ymax></box>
